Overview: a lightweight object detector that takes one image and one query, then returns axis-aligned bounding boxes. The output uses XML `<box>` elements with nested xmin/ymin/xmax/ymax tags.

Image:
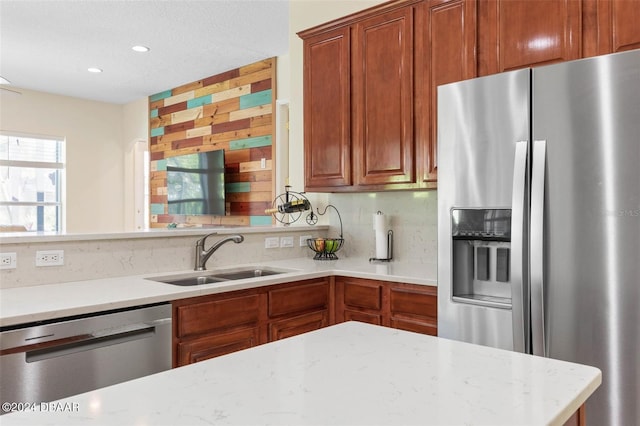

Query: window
<box><xmin>0</xmin><ymin>134</ymin><xmax>65</xmax><ymax>232</ymax></box>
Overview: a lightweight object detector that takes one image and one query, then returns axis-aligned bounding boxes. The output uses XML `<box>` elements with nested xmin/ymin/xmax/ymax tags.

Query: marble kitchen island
<box><xmin>1</xmin><ymin>322</ymin><xmax>601</xmax><ymax>426</ymax></box>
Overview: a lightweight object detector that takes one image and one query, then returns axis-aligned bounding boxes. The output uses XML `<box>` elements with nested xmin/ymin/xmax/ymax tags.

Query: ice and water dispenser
<box><xmin>451</xmin><ymin>209</ymin><xmax>512</xmax><ymax>308</ymax></box>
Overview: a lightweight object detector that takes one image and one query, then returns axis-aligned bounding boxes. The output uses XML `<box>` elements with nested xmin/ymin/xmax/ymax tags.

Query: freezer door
<box><xmin>532</xmin><ymin>49</ymin><xmax>640</xmax><ymax>426</ymax></box>
<box><xmin>437</xmin><ymin>69</ymin><xmax>530</xmax><ymax>352</ymax></box>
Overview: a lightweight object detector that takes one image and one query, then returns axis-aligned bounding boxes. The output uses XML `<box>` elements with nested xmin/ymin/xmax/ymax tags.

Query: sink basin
<box><xmin>212</xmin><ymin>268</ymin><xmax>282</xmax><ymax>280</ymax></box>
<box><xmin>147</xmin><ymin>267</ymin><xmax>288</xmax><ymax>286</ymax></box>
<box><xmin>157</xmin><ymin>275</ymin><xmax>227</xmax><ymax>286</ymax></box>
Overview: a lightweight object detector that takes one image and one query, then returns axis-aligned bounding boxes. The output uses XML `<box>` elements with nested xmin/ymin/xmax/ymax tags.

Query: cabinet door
<box><xmin>335</xmin><ymin>276</ymin><xmax>383</xmax><ymax>324</ymax></box>
<box><xmin>176</xmin><ymin>327</ymin><xmax>260</xmax><ymax>366</ymax></box>
<box><xmin>478</xmin><ymin>0</ymin><xmax>582</xmax><ymax>75</ymax></box>
<box><xmin>417</xmin><ymin>0</ymin><xmax>477</xmax><ymax>186</ymax></box>
<box><xmin>302</xmin><ymin>27</ymin><xmax>352</xmax><ymax>189</ymax></box>
<box><xmin>583</xmin><ymin>0</ymin><xmax>640</xmax><ymax>57</ymax></box>
<box><xmin>267</xmin><ymin>279</ymin><xmax>331</xmax><ymax>340</ymax></box>
<box><xmin>352</xmin><ymin>7</ymin><xmax>415</xmax><ymax>186</ymax></box>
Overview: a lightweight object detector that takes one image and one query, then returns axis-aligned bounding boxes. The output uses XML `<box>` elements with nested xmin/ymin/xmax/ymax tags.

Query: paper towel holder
<box><xmin>370</xmin><ymin>230</ymin><xmax>393</xmax><ymax>262</ymax></box>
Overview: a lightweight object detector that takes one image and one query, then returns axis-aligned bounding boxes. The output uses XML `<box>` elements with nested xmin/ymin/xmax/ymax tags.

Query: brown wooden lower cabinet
<box><xmin>335</xmin><ymin>276</ymin><xmax>384</xmax><ymax>325</ymax></box>
<box><xmin>173</xmin><ymin>276</ymin><xmax>436</xmax><ymax>367</ymax></box>
<box><xmin>172</xmin><ymin>277</ymin><xmax>332</xmax><ymax>367</ymax></box>
<box><xmin>172</xmin><ymin>289</ymin><xmax>264</xmax><ymax>368</ymax></box>
<box><xmin>335</xmin><ymin>276</ymin><xmax>438</xmax><ymax>336</ymax></box>
<box><xmin>267</xmin><ymin>279</ymin><xmax>331</xmax><ymax>341</ymax></box>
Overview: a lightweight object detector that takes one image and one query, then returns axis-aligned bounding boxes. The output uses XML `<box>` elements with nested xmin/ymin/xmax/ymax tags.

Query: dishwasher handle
<box><xmin>26</xmin><ymin>319</ymin><xmax>170</xmax><ymax>363</ymax></box>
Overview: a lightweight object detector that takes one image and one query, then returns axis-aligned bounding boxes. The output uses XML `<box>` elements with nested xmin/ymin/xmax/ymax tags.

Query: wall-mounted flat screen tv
<box><xmin>166</xmin><ymin>150</ymin><xmax>225</xmax><ymax>216</ymax></box>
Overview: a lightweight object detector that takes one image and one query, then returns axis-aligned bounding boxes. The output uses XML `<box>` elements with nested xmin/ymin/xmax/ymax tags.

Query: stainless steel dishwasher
<box><xmin>0</xmin><ymin>303</ymin><xmax>171</xmax><ymax>410</ymax></box>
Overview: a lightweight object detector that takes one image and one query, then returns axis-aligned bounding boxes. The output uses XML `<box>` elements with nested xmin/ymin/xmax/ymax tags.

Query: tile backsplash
<box><xmin>0</xmin><ymin>228</ymin><xmax>323</xmax><ymax>289</ymax></box>
<box><xmin>0</xmin><ymin>191</ymin><xmax>438</xmax><ymax>289</ymax></box>
<box><xmin>321</xmin><ymin>191</ymin><xmax>438</xmax><ymax>266</ymax></box>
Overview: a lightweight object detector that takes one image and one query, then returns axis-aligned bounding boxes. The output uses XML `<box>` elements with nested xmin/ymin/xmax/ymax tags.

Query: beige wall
<box><xmin>122</xmin><ymin>97</ymin><xmax>150</xmax><ymax>231</ymax></box>
<box><xmin>0</xmin><ymin>88</ymin><xmax>144</xmax><ymax>233</ymax></box>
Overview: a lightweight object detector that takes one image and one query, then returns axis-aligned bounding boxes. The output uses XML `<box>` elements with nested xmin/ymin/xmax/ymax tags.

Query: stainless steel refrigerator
<box><xmin>437</xmin><ymin>49</ymin><xmax>639</xmax><ymax>426</ymax></box>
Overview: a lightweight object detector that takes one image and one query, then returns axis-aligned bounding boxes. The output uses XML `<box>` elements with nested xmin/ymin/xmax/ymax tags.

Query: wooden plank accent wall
<box><xmin>148</xmin><ymin>58</ymin><xmax>276</xmax><ymax>228</ymax></box>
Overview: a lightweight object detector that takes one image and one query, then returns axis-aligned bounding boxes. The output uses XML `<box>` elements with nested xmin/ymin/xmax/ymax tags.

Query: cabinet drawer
<box><xmin>176</xmin><ymin>294</ymin><xmax>260</xmax><ymax>339</ymax></box>
<box><xmin>268</xmin><ymin>280</ymin><xmax>329</xmax><ymax>317</ymax></box>
<box><xmin>343</xmin><ymin>280</ymin><xmax>382</xmax><ymax>310</ymax></box>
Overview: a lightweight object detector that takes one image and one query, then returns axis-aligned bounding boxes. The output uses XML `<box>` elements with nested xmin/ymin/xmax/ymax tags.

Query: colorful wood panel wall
<box><xmin>148</xmin><ymin>58</ymin><xmax>276</xmax><ymax>228</ymax></box>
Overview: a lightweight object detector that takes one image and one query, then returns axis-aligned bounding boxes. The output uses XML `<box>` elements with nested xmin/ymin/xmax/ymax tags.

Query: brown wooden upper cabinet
<box><xmin>299</xmin><ymin>0</ymin><xmax>639</xmax><ymax>192</ymax></box>
<box><xmin>299</xmin><ymin>0</ymin><xmax>431</xmax><ymax>192</ymax></box>
<box><xmin>477</xmin><ymin>0</ymin><xmax>582</xmax><ymax>75</ymax></box>
<box><xmin>301</xmin><ymin>26</ymin><xmax>352</xmax><ymax>189</ymax></box>
<box><xmin>419</xmin><ymin>0</ymin><xmax>477</xmax><ymax>185</ymax></box>
<box><xmin>352</xmin><ymin>7</ymin><xmax>415</xmax><ymax>187</ymax></box>
<box><xmin>299</xmin><ymin>0</ymin><xmax>477</xmax><ymax>191</ymax></box>
<box><xmin>477</xmin><ymin>0</ymin><xmax>640</xmax><ymax>74</ymax></box>
<box><xmin>583</xmin><ymin>0</ymin><xmax>640</xmax><ymax>56</ymax></box>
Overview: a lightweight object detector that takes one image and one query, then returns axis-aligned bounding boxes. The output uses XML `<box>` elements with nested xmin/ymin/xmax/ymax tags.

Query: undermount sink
<box><xmin>147</xmin><ymin>267</ymin><xmax>288</xmax><ymax>286</ymax></box>
<box><xmin>211</xmin><ymin>269</ymin><xmax>283</xmax><ymax>280</ymax></box>
<box><xmin>159</xmin><ymin>275</ymin><xmax>226</xmax><ymax>286</ymax></box>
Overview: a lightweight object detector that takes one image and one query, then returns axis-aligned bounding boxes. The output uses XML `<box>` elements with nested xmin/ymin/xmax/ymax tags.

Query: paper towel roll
<box><xmin>373</xmin><ymin>212</ymin><xmax>386</xmax><ymax>231</ymax></box>
<box><xmin>373</xmin><ymin>212</ymin><xmax>388</xmax><ymax>259</ymax></box>
<box><xmin>375</xmin><ymin>232</ymin><xmax>388</xmax><ymax>259</ymax></box>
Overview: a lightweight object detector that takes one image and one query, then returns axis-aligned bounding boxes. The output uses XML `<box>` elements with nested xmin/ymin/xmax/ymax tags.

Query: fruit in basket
<box><xmin>325</xmin><ymin>239</ymin><xmax>337</xmax><ymax>253</ymax></box>
<box><xmin>315</xmin><ymin>238</ymin><xmax>325</xmax><ymax>252</ymax></box>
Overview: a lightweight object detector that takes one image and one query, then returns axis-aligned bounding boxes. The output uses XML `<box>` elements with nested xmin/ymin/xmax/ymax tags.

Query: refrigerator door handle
<box><xmin>530</xmin><ymin>139</ymin><xmax>547</xmax><ymax>356</ymax></box>
<box><xmin>510</xmin><ymin>140</ymin><xmax>529</xmax><ymax>353</ymax></box>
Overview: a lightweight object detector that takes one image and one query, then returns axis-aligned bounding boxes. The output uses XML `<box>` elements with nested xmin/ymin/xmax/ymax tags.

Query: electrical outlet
<box><xmin>264</xmin><ymin>237</ymin><xmax>279</xmax><ymax>249</ymax></box>
<box><xmin>0</xmin><ymin>252</ymin><xmax>17</xmax><ymax>270</ymax></box>
<box><xmin>299</xmin><ymin>235</ymin><xmax>312</xmax><ymax>247</ymax></box>
<box><xmin>280</xmin><ymin>236</ymin><xmax>294</xmax><ymax>248</ymax></box>
<box><xmin>35</xmin><ymin>250</ymin><xmax>64</xmax><ymax>267</ymax></box>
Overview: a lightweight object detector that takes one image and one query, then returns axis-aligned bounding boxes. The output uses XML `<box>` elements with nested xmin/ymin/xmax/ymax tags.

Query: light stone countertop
<box><xmin>0</xmin><ymin>257</ymin><xmax>435</xmax><ymax>327</ymax></box>
<box><xmin>0</xmin><ymin>321</ymin><xmax>602</xmax><ymax>426</ymax></box>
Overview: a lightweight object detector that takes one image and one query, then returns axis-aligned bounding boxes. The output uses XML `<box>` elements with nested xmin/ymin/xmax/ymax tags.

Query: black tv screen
<box><xmin>166</xmin><ymin>150</ymin><xmax>226</xmax><ymax>216</ymax></box>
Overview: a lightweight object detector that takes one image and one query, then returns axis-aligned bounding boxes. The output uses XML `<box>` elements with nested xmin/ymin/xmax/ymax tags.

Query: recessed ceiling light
<box><xmin>88</xmin><ymin>67</ymin><xmax>103</xmax><ymax>73</ymax></box>
<box><xmin>132</xmin><ymin>45</ymin><xmax>150</xmax><ymax>53</ymax></box>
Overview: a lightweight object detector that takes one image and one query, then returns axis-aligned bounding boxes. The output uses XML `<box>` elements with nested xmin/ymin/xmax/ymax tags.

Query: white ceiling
<box><xmin>0</xmin><ymin>0</ymin><xmax>289</xmax><ymax>104</ymax></box>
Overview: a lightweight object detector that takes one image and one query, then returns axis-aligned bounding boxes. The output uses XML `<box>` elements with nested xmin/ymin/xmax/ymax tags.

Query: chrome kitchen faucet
<box><xmin>194</xmin><ymin>233</ymin><xmax>244</xmax><ymax>271</ymax></box>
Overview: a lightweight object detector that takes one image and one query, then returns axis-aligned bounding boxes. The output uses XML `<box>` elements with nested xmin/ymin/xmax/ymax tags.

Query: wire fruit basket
<box><xmin>306</xmin><ymin>205</ymin><xmax>344</xmax><ymax>260</ymax></box>
<box><xmin>306</xmin><ymin>237</ymin><xmax>344</xmax><ymax>260</ymax></box>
